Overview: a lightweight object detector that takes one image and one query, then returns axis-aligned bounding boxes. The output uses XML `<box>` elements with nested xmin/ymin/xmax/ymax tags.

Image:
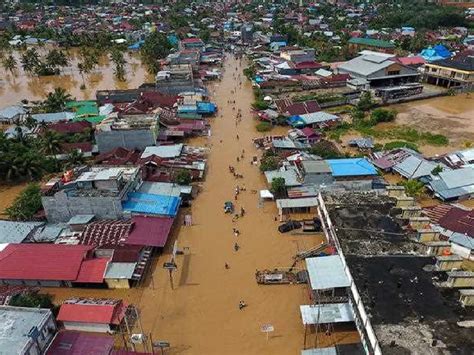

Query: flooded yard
<box><xmin>0</xmin><ymin>49</ymin><xmax>154</xmax><ymax>105</ymax></box>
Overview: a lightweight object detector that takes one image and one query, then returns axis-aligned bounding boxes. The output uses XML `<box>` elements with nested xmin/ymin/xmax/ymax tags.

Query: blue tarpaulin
<box><xmin>326</xmin><ymin>158</ymin><xmax>378</xmax><ymax>177</ymax></box>
<box><xmin>128</xmin><ymin>40</ymin><xmax>145</xmax><ymax>50</ymax></box>
<box><xmin>420</xmin><ymin>44</ymin><xmax>451</xmax><ymax>62</ymax></box>
<box><xmin>123</xmin><ymin>192</ymin><xmax>181</xmax><ymax>217</ymax></box>
<box><xmin>287</xmin><ymin>115</ymin><xmax>306</xmax><ymax>128</ymax></box>
<box><xmin>197</xmin><ymin>101</ymin><xmax>217</xmax><ymax>114</ymax></box>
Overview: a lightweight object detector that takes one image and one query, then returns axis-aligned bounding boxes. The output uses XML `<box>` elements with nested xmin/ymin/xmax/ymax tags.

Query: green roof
<box><xmin>65</xmin><ymin>100</ymin><xmax>97</xmax><ymax>108</ymax></box>
<box><xmin>73</xmin><ymin>115</ymin><xmax>106</xmax><ymax>124</ymax></box>
<box><xmin>349</xmin><ymin>37</ymin><xmax>395</xmax><ymax>49</ymax></box>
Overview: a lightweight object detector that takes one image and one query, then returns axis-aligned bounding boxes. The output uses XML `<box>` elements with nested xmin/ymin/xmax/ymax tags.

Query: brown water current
<box><xmin>40</xmin><ymin>55</ymin><xmax>360</xmax><ymax>354</ymax></box>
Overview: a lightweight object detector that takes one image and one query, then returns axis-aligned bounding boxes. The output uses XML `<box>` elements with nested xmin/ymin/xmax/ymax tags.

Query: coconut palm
<box><xmin>2</xmin><ymin>54</ymin><xmax>17</xmax><ymax>77</ymax></box>
<box><xmin>42</xmin><ymin>87</ymin><xmax>72</xmax><ymax>113</ymax></box>
<box><xmin>20</xmin><ymin>48</ymin><xmax>40</xmax><ymax>75</ymax></box>
<box><xmin>64</xmin><ymin>149</ymin><xmax>85</xmax><ymax>169</ymax></box>
<box><xmin>40</xmin><ymin>130</ymin><xmax>63</xmax><ymax>156</ymax></box>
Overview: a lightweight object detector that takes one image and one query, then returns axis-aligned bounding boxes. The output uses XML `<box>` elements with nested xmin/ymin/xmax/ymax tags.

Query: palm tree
<box><xmin>110</xmin><ymin>48</ymin><xmax>126</xmax><ymax>81</ymax></box>
<box><xmin>20</xmin><ymin>48</ymin><xmax>40</xmax><ymax>75</ymax></box>
<box><xmin>77</xmin><ymin>47</ymin><xmax>99</xmax><ymax>87</ymax></box>
<box><xmin>40</xmin><ymin>130</ymin><xmax>63</xmax><ymax>156</ymax></box>
<box><xmin>2</xmin><ymin>54</ymin><xmax>17</xmax><ymax>77</ymax></box>
<box><xmin>64</xmin><ymin>149</ymin><xmax>85</xmax><ymax>169</ymax></box>
<box><xmin>42</xmin><ymin>88</ymin><xmax>72</xmax><ymax>113</ymax></box>
<box><xmin>45</xmin><ymin>49</ymin><xmax>69</xmax><ymax>73</ymax></box>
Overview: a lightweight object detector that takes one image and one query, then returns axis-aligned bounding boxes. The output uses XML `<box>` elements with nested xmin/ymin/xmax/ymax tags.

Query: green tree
<box><xmin>77</xmin><ymin>47</ymin><xmax>99</xmax><ymax>86</ymax></box>
<box><xmin>110</xmin><ymin>48</ymin><xmax>126</xmax><ymax>81</ymax></box>
<box><xmin>2</xmin><ymin>53</ymin><xmax>17</xmax><ymax>76</ymax></box>
<box><xmin>5</xmin><ymin>183</ymin><xmax>42</xmax><ymax>220</ymax></box>
<box><xmin>271</xmin><ymin>177</ymin><xmax>286</xmax><ymax>197</ymax></box>
<box><xmin>42</xmin><ymin>87</ymin><xmax>72</xmax><ymax>113</ymax></box>
<box><xmin>370</xmin><ymin>108</ymin><xmax>397</xmax><ymax>124</ymax></box>
<box><xmin>140</xmin><ymin>32</ymin><xmax>172</xmax><ymax>74</ymax></box>
<box><xmin>256</xmin><ymin>122</ymin><xmax>272</xmax><ymax>132</ymax></box>
<box><xmin>20</xmin><ymin>48</ymin><xmax>40</xmax><ymax>75</ymax></box>
<box><xmin>309</xmin><ymin>141</ymin><xmax>343</xmax><ymax>159</ymax></box>
<box><xmin>260</xmin><ymin>155</ymin><xmax>279</xmax><ymax>172</ymax></box>
<box><xmin>174</xmin><ymin>169</ymin><xmax>192</xmax><ymax>185</ymax></box>
<box><xmin>431</xmin><ymin>165</ymin><xmax>443</xmax><ymax>176</ymax></box>
<box><xmin>357</xmin><ymin>92</ymin><xmax>375</xmax><ymax>112</ymax></box>
<box><xmin>40</xmin><ymin>130</ymin><xmax>63</xmax><ymax>155</ymax></box>
<box><xmin>64</xmin><ymin>149</ymin><xmax>85</xmax><ymax>169</ymax></box>
<box><xmin>399</xmin><ymin>179</ymin><xmax>425</xmax><ymax>197</ymax></box>
<box><xmin>9</xmin><ymin>292</ymin><xmax>54</xmax><ymax>309</ymax></box>
<box><xmin>45</xmin><ymin>49</ymin><xmax>69</xmax><ymax>72</ymax></box>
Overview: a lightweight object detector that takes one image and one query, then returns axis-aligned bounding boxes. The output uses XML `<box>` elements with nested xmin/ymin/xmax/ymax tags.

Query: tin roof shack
<box><xmin>41</xmin><ymin>166</ymin><xmax>140</xmax><ymax>222</ymax></box>
<box><xmin>0</xmin><ymin>306</ymin><xmax>57</xmax><ymax>355</ymax></box>
<box><xmin>156</xmin><ymin>64</ymin><xmax>201</xmax><ymax>95</ymax></box>
<box><xmin>95</xmin><ymin>114</ymin><xmax>159</xmax><ymax>153</ymax></box>
<box><xmin>46</xmin><ymin>330</ymin><xmax>114</xmax><ymax>355</ymax></box>
<box><xmin>346</xmin><ymin>256</ymin><xmax>474</xmax><ymax>354</ymax></box>
<box><xmin>0</xmin><ymin>244</ymin><xmax>108</xmax><ymax>287</ymax></box>
<box><xmin>57</xmin><ymin>298</ymin><xmax>127</xmax><ymax>333</ymax></box>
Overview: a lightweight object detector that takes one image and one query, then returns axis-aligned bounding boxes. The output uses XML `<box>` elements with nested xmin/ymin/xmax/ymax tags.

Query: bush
<box><xmin>383</xmin><ymin>141</ymin><xmax>419</xmax><ymax>152</ymax></box>
<box><xmin>399</xmin><ymin>179</ymin><xmax>425</xmax><ymax>197</ymax></box>
<box><xmin>6</xmin><ymin>183</ymin><xmax>42</xmax><ymax>221</ymax></box>
<box><xmin>10</xmin><ymin>292</ymin><xmax>54</xmax><ymax>309</ymax></box>
<box><xmin>357</xmin><ymin>91</ymin><xmax>375</xmax><ymax>111</ymax></box>
<box><xmin>271</xmin><ymin>177</ymin><xmax>286</xmax><ymax>197</ymax></box>
<box><xmin>252</xmin><ymin>100</ymin><xmax>270</xmax><ymax>111</ymax></box>
<box><xmin>256</xmin><ymin>122</ymin><xmax>272</xmax><ymax>132</ymax></box>
<box><xmin>174</xmin><ymin>169</ymin><xmax>192</xmax><ymax>185</ymax></box>
<box><xmin>370</xmin><ymin>108</ymin><xmax>397</xmax><ymax>124</ymax></box>
<box><xmin>260</xmin><ymin>155</ymin><xmax>279</xmax><ymax>172</ymax></box>
<box><xmin>309</xmin><ymin>140</ymin><xmax>344</xmax><ymax>159</ymax></box>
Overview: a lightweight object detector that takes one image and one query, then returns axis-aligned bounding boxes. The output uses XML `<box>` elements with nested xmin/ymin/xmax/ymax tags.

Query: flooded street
<box><xmin>42</xmin><ymin>55</ymin><xmax>359</xmax><ymax>354</ymax></box>
<box><xmin>0</xmin><ymin>50</ymin><xmax>154</xmax><ymax>104</ymax></box>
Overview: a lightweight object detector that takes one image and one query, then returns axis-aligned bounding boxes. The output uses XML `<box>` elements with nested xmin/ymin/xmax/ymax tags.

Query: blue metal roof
<box><xmin>196</xmin><ymin>102</ymin><xmax>217</xmax><ymax>114</ymax></box>
<box><xmin>123</xmin><ymin>192</ymin><xmax>181</xmax><ymax>217</ymax></box>
<box><xmin>326</xmin><ymin>158</ymin><xmax>378</xmax><ymax>177</ymax></box>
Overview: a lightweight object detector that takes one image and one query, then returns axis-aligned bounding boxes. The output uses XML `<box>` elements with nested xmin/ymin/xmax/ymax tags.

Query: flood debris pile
<box><xmin>323</xmin><ymin>191</ymin><xmax>474</xmax><ymax>354</ymax></box>
<box><xmin>324</xmin><ymin>192</ymin><xmax>418</xmax><ymax>255</ymax></box>
<box><xmin>347</xmin><ymin>256</ymin><xmax>474</xmax><ymax>354</ymax></box>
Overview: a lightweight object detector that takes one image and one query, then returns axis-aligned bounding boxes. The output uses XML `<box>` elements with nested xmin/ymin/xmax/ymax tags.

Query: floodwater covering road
<box><xmin>136</xmin><ymin>55</ymin><xmax>358</xmax><ymax>354</ymax></box>
<box><xmin>42</xmin><ymin>55</ymin><xmax>359</xmax><ymax>354</ymax></box>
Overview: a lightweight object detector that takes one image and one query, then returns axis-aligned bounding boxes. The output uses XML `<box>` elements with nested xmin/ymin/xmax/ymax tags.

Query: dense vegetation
<box><xmin>5</xmin><ymin>183</ymin><xmax>43</xmax><ymax>220</ymax></box>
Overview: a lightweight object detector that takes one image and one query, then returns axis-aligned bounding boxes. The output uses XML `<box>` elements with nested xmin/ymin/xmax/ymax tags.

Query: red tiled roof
<box><xmin>292</xmin><ymin>61</ymin><xmax>323</xmax><ymax>70</ymax></box>
<box><xmin>57</xmin><ymin>301</ymin><xmax>126</xmax><ymax>325</ymax></box>
<box><xmin>80</xmin><ymin>220</ymin><xmax>132</xmax><ymax>247</ymax></box>
<box><xmin>439</xmin><ymin>207</ymin><xmax>474</xmax><ymax>236</ymax></box>
<box><xmin>181</xmin><ymin>37</ymin><xmax>203</xmax><ymax>43</ymax></box>
<box><xmin>140</xmin><ymin>91</ymin><xmax>178</xmax><ymax>108</ymax></box>
<box><xmin>48</xmin><ymin>121</ymin><xmax>91</xmax><ymax>134</ymax></box>
<box><xmin>286</xmin><ymin>100</ymin><xmax>321</xmax><ymax>115</ymax></box>
<box><xmin>61</xmin><ymin>142</ymin><xmax>93</xmax><ymax>153</ymax></box>
<box><xmin>396</xmin><ymin>56</ymin><xmax>425</xmax><ymax>66</ymax></box>
<box><xmin>126</xmin><ymin>215</ymin><xmax>174</xmax><ymax>247</ymax></box>
<box><xmin>300</xmin><ymin>127</ymin><xmax>319</xmax><ymax>137</ymax></box>
<box><xmin>95</xmin><ymin>147</ymin><xmax>140</xmax><ymax>165</ymax></box>
<box><xmin>75</xmin><ymin>258</ymin><xmax>108</xmax><ymax>283</ymax></box>
<box><xmin>47</xmin><ymin>331</ymin><xmax>114</xmax><ymax>355</ymax></box>
<box><xmin>0</xmin><ymin>244</ymin><xmax>93</xmax><ymax>281</ymax></box>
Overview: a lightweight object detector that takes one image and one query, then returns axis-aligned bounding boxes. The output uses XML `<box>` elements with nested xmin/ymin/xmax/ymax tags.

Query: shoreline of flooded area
<box><xmin>40</xmin><ymin>55</ymin><xmax>359</xmax><ymax>354</ymax></box>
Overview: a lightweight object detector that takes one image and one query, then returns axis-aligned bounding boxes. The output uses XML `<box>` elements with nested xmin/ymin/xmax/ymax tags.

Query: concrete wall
<box><xmin>105</xmin><ymin>278</ymin><xmax>131</xmax><ymax>289</ymax></box>
<box><xmin>62</xmin><ymin>321</ymin><xmax>110</xmax><ymax>333</ymax></box>
<box><xmin>42</xmin><ymin>191</ymin><xmax>123</xmax><ymax>222</ymax></box>
<box><xmin>96</xmin><ymin>129</ymin><xmax>156</xmax><ymax>153</ymax></box>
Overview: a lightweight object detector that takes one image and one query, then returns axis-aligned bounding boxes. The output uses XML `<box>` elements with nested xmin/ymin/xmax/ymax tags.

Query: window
<box><xmin>388</xmin><ymin>70</ymin><xmax>400</xmax><ymax>76</ymax></box>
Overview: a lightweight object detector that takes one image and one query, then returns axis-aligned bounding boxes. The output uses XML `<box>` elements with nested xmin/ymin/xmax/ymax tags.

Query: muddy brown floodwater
<box><xmin>0</xmin><ymin>49</ymin><xmax>154</xmax><ymax>105</ymax></box>
<box><xmin>42</xmin><ymin>55</ymin><xmax>359</xmax><ymax>354</ymax></box>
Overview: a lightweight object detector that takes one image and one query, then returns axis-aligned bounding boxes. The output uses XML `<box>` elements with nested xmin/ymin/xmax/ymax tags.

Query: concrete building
<box><xmin>41</xmin><ymin>166</ymin><xmax>140</xmax><ymax>222</ymax></box>
<box><xmin>155</xmin><ymin>64</ymin><xmax>199</xmax><ymax>94</ymax></box>
<box><xmin>423</xmin><ymin>51</ymin><xmax>474</xmax><ymax>89</ymax></box>
<box><xmin>0</xmin><ymin>306</ymin><xmax>57</xmax><ymax>354</ymax></box>
<box><xmin>95</xmin><ymin>114</ymin><xmax>159</xmax><ymax>153</ymax></box>
<box><xmin>338</xmin><ymin>52</ymin><xmax>420</xmax><ymax>87</ymax></box>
